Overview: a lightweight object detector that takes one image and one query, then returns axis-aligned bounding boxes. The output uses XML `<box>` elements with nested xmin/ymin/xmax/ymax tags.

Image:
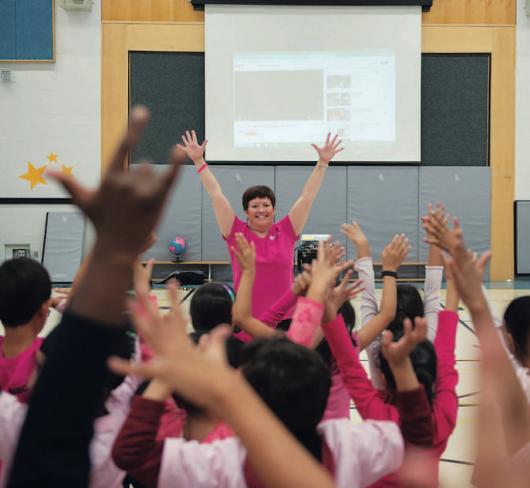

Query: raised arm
<box><xmin>380</xmin><ymin>317</ymin><xmax>434</xmax><ymax>448</ymax></box>
<box><xmin>342</xmin><ymin>222</ymin><xmax>378</xmax><ymax>324</ymax></box>
<box><xmin>444</xmin><ymin>221</ymin><xmax>530</xmax><ymax>456</ymax></box>
<box><xmin>179</xmin><ymin>130</ymin><xmax>235</xmax><ymax>237</ymax></box>
<box><xmin>422</xmin><ymin>204</ymin><xmax>446</xmax><ymax>339</ymax></box>
<box><xmin>288</xmin><ymin>134</ymin><xmax>343</xmax><ymax>235</ymax></box>
<box><xmin>357</xmin><ymin>234</ymin><xmax>409</xmax><ymax>350</ymax></box>
<box><xmin>232</xmin><ymin>233</ymin><xmax>277</xmax><ymax>339</ymax></box>
<box><xmin>7</xmin><ymin>107</ymin><xmax>183</xmax><ymax>487</ymax></box>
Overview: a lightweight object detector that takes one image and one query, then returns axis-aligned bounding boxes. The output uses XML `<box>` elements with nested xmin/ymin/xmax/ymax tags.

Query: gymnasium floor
<box><xmin>31</xmin><ymin>280</ymin><xmax>530</xmax><ymax>487</ymax></box>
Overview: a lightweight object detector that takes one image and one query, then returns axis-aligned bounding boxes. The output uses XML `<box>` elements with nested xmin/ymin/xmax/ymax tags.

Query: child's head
<box><xmin>378</xmin><ymin>331</ymin><xmax>437</xmax><ymax>405</ymax></box>
<box><xmin>388</xmin><ymin>285</ymin><xmax>424</xmax><ymax>334</ymax></box>
<box><xmin>503</xmin><ymin>296</ymin><xmax>530</xmax><ymax>366</ymax></box>
<box><xmin>0</xmin><ymin>258</ymin><xmax>51</xmax><ymax>331</ymax></box>
<box><xmin>241</xmin><ymin>337</ymin><xmax>331</xmax><ymax>440</ymax></box>
<box><xmin>189</xmin><ymin>282</ymin><xmax>234</xmax><ymax>333</ymax></box>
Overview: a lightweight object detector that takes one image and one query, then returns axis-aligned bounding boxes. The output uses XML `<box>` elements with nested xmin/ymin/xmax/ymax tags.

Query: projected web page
<box><xmin>233</xmin><ymin>51</ymin><xmax>395</xmax><ymax>148</ymax></box>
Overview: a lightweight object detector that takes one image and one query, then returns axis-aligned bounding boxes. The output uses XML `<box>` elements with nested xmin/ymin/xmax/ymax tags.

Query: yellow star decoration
<box><xmin>19</xmin><ymin>162</ymin><xmax>47</xmax><ymax>189</ymax></box>
<box><xmin>47</xmin><ymin>152</ymin><xmax>58</xmax><ymax>163</ymax></box>
<box><xmin>60</xmin><ymin>164</ymin><xmax>73</xmax><ymax>176</ymax></box>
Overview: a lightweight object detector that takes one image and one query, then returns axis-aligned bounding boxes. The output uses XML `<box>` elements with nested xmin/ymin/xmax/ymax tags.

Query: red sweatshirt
<box><xmin>111</xmin><ymin>396</ymin><xmax>233</xmax><ymax>487</ymax></box>
<box><xmin>323</xmin><ymin>310</ymin><xmax>459</xmax><ymax>487</ymax></box>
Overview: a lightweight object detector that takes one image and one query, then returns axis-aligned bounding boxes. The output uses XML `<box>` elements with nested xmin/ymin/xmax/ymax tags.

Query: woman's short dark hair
<box><xmin>504</xmin><ymin>296</ymin><xmax>530</xmax><ymax>364</ymax></box>
<box><xmin>242</xmin><ymin>186</ymin><xmax>276</xmax><ymax>210</ymax></box>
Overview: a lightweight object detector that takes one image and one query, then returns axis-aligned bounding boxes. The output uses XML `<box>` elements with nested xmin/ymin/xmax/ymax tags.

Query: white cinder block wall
<box><xmin>516</xmin><ymin>0</ymin><xmax>530</xmax><ymax>200</ymax></box>
<box><xmin>0</xmin><ymin>1</ymin><xmax>101</xmax><ymax>261</ymax></box>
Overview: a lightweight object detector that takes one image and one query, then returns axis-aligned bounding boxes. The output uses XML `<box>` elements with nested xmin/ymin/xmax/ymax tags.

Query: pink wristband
<box><xmin>197</xmin><ymin>162</ymin><xmax>208</xmax><ymax>174</ymax></box>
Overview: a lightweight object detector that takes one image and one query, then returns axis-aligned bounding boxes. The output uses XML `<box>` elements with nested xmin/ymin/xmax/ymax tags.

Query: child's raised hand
<box><xmin>443</xmin><ymin>220</ymin><xmax>491</xmax><ymax>312</ymax></box>
<box><xmin>382</xmin><ymin>234</ymin><xmax>409</xmax><ymax>272</ymax></box>
<box><xmin>323</xmin><ymin>271</ymin><xmax>363</xmax><ymax>323</ymax></box>
<box><xmin>307</xmin><ymin>240</ymin><xmax>353</xmax><ymax>304</ymax></box>
<box><xmin>232</xmin><ymin>233</ymin><xmax>256</xmax><ymax>274</ymax></box>
<box><xmin>421</xmin><ymin>204</ymin><xmax>456</xmax><ymax>253</ymax></box>
<box><xmin>341</xmin><ymin>221</ymin><xmax>368</xmax><ymax>248</ymax></box>
<box><xmin>133</xmin><ymin>258</ymin><xmax>154</xmax><ymax>297</ymax></box>
<box><xmin>292</xmin><ymin>270</ymin><xmax>312</xmax><ymax>296</ymax></box>
<box><xmin>381</xmin><ymin>317</ymin><xmax>428</xmax><ymax>366</ymax></box>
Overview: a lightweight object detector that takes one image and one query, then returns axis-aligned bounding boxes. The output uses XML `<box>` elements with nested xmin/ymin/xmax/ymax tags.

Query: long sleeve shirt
<box><xmin>234</xmin><ymin>287</ymin><xmax>298</xmax><ymax>344</ymax></box>
<box><xmin>156</xmin><ymin>419</ymin><xmax>404</xmax><ymax>488</ymax></box>
<box><xmin>287</xmin><ymin>297</ymin><xmax>352</xmax><ymax>420</ymax></box>
<box><xmin>355</xmin><ymin>257</ymin><xmax>443</xmax><ymax>389</ymax></box>
<box><xmin>112</xmin><ymin>396</ymin><xmax>234</xmax><ymax>488</ymax></box>
<box><xmin>322</xmin><ymin>310</ymin><xmax>459</xmax><ymax>487</ymax></box>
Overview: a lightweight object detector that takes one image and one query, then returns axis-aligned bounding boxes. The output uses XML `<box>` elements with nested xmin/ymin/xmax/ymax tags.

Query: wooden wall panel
<box><xmin>423</xmin><ymin>26</ymin><xmax>515</xmax><ymax>280</ymax></box>
<box><xmin>102</xmin><ymin>0</ymin><xmax>203</xmax><ymax>22</ymax></box>
<box><xmin>102</xmin><ymin>0</ymin><xmax>515</xmax><ymax>25</ymax></box>
<box><xmin>422</xmin><ymin>0</ymin><xmax>515</xmax><ymax>25</ymax></box>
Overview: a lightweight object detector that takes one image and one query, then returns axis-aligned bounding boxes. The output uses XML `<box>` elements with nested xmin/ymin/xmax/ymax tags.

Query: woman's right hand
<box><xmin>178</xmin><ymin>129</ymin><xmax>207</xmax><ymax>164</ymax></box>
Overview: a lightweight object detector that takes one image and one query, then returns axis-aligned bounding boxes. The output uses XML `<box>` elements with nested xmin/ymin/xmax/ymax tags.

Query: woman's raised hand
<box><xmin>311</xmin><ymin>133</ymin><xmax>343</xmax><ymax>165</ymax></box>
<box><xmin>178</xmin><ymin>129</ymin><xmax>208</xmax><ymax>164</ymax></box>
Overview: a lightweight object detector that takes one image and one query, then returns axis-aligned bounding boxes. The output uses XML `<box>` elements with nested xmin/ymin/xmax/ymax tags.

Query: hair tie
<box><xmin>219</xmin><ymin>283</ymin><xmax>235</xmax><ymax>302</ymax></box>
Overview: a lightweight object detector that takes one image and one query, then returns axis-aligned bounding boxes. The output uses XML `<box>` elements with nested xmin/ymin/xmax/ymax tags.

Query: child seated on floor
<box><xmin>342</xmin><ymin>208</ymin><xmax>445</xmax><ymax>390</ymax></box>
<box><xmin>0</xmin><ymin>258</ymin><xmax>51</xmax><ymax>403</ymax></box>
<box><xmin>112</xmin><ymin>281</ymin><xmax>243</xmax><ymax>488</ymax></box>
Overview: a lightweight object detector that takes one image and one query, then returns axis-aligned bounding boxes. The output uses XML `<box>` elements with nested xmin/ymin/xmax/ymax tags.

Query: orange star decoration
<box><xmin>47</xmin><ymin>152</ymin><xmax>58</xmax><ymax>163</ymax></box>
<box><xmin>19</xmin><ymin>162</ymin><xmax>47</xmax><ymax>189</ymax></box>
<box><xmin>60</xmin><ymin>164</ymin><xmax>73</xmax><ymax>176</ymax></box>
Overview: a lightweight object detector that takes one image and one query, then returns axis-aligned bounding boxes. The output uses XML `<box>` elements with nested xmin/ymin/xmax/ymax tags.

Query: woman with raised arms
<box><xmin>178</xmin><ymin>130</ymin><xmax>343</xmax><ymax>317</ymax></box>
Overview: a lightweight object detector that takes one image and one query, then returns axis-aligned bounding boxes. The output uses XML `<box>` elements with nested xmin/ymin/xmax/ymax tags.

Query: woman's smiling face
<box><xmin>245</xmin><ymin>197</ymin><xmax>275</xmax><ymax>232</ymax></box>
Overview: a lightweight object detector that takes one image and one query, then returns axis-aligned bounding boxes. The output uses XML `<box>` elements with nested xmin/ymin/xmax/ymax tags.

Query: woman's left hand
<box><xmin>311</xmin><ymin>133</ymin><xmax>343</xmax><ymax>165</ymax></box>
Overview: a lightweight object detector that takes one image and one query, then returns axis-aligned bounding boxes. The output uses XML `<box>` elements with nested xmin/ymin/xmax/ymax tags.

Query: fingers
<box><xmin>109</xmin><ymin>106</ymin><xmax>150</xmax><ymax>174</ymax></box>
<box><xmin>325</xmin><ymin>132</ymin><xmax>331</xmax><ymax>146</ymax></box>
<box><xmin>145</xmin><ymin>258</ymin><xmax>155</xmax><ymax>279</ymax></box>
<box><xmin>381</xmin><ymin>329</ymin><xmax>394</xmax><ymax>348</ymax></box>
<box><xmin>151</xmin><ymin>146</ymin><xmax>184</xmax><ymax>199</ymax></box>
<box><xmin>108</xmin><ymin>356</ymin><xmax>156</xmax><ymax>380</ymax></box>
<box><xmin>402</xmin><ymin>317</ymin><xmax>413</xmax><ymax>338</ymax></box>
<box><xmin>412</xmin><ymin>316</ymin><xmax>428</xmax><ymax>343</ymax></box>
<box><xmin>167</xmin><ymin>279</ymin><xmax>180</xmax><ymax>312</ymax></box>
<box><xmin>46</xmin><ymin>170</ymin><xmax>93</xmax><ymax>211</ymax></box>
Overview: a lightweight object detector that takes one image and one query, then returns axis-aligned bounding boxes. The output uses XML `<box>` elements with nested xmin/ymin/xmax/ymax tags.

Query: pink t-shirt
<box><xmin>225</xmin><ymin>216</ymin><xmax>298</xmax><ymax>318</ymax></box>
<box><xmin>0</xmin><ymin>336</ymin><xmax>43</xmax><ymax>403</ymax></box>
